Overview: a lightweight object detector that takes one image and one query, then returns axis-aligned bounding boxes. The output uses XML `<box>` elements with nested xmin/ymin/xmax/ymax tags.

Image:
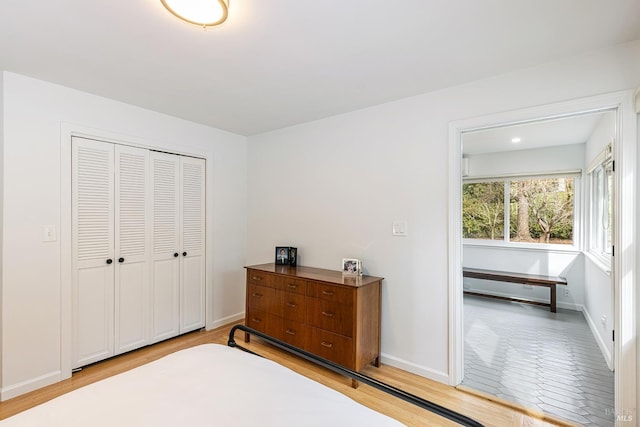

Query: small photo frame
<box><xmin>342</xmin><ymin>258</ymin><xmax>361</xmax><ymax>275</ymax></box>
<box><xmin>275</xmin><ymin>247</ymin><xmax>290</xmax><ymax>265</ymax></box>
<box><xmin>275</xmin><ymin>246</ymin><xmax>297</xmax><ymax>266</ymax></box>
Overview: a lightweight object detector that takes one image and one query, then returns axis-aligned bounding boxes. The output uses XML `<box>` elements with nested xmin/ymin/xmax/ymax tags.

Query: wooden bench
<box><xmin>462</xmin><ymin>267</ymin><xmax>568</xmax><ymax>313</ymax></box>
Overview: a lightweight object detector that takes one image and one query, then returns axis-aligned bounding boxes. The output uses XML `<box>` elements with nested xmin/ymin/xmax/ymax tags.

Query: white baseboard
<box><xmin>1</xmin><ymin>370</ymin><xmax>62</xmax><ymax>401</ymax></box>
<box><xmin>556</xmin><ymin>301</ymin><xmax>583</xmax><ymax>311</ymax></box>
<box><xmin>380</xmin><ymin>353</ymin><xmax>449</xmax><ymax>385</ymax></box>
<box><xmin>208</xmin><ymin>311</ymin><xmax>245</xmax><ymax>330</ymax></box>
<box><xmin>465</xmin><ymin>288</ymin><xmax>582</xmax><ymax>311</ymax></box>
<box><xmin>582</xmin><ymin>308</ymin><xmax>613</xmax><ymax>370</ymax></box>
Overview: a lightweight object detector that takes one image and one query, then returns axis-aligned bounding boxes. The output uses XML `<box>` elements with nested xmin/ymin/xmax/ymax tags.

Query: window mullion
<box><xmin>504</xmin><ymin>181</ymin><xmax>510</xmax><ymax>243</ymax></box>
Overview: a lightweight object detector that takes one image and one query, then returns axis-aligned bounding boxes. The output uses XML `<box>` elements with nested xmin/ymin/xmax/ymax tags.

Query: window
<box><xmin>462</xmin><ymin>182</ymin><xmax>504</xmax><ymax>240</ymax></box>
<box><xmin>588</xmin><ymin>145</ymin><xmax>613</xmax><ymax>265</ymax></box>
<box><xmin>463</xmin><ymin>176</ymin><xmax>575</xmax><ymax>246</ymax></box>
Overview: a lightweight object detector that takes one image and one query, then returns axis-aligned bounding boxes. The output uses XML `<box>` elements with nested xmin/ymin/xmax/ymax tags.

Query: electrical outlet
<box><xmin>563</xmin><ymin>288</ymin><xmax>569</xmax><ymax>297</ymax></box>
<box><xmin>601</xmin><ymin>315</ymin><xmax>607</xmax><ymax>327</ymax></box>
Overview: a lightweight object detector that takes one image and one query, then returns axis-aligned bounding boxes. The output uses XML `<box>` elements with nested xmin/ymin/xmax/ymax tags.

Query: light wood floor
<box><xmin>0</xmin><ymin>324</ymin><xmax>572</xmax><ymax>426</ymax></box>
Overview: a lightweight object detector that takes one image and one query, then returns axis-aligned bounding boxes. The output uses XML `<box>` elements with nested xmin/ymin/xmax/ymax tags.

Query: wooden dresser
<box><xmin>244</xmin><ymin>263</ymin><xmax>383</xmax><ymax>385</ymax></box>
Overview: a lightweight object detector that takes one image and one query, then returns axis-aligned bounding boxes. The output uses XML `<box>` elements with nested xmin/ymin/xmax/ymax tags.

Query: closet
<box><xmin>71</xmin><ymin>137</ymin><xmax>205</xmax><ymax>369</ymax></box>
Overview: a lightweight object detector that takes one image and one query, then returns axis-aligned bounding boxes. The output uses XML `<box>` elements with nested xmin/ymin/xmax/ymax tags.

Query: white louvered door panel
<box><xmin>114</xmin><ymin>145</ymin><xmax>150</xmax><ymax>354</ymax></box>
<box><xmin>150</xmin><ymin>152</ymin><xmax>181</xmax><ymax>342</ymax></box>
<box><xmin>72</xmin><ymin>137</ymin><xmax>115</xmax><ymax>369</ymax></box>
<box><xmin>179</xmin><ymin>156</ymin><xmax>206</xmax><ymax>333</ymax></box>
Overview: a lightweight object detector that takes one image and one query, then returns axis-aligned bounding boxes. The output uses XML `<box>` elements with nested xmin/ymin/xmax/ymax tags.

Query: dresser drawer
<box><xmin>275</xmin><ymin>277</ymin><xmax>306</xmax><ymax>295</ymax></box>
<box><xmin>246</xmin><ymin>308</ymin><xmax>269</xmax><ymax>333</ymax></box>
<box><xmin>247</xmin><ymin>284</ymin><xmax>276</xmax><ymax>311</ymax></box>
<box><xmin>310</xmin><ymin>328</ymin><xmax>353</xmax><ymax>367</ymax></box>
<box><xmin>306</xmin><ymin>298</ymin><xmax>353</xmax><ymax>337</ymax></box>
<box><xmin>271</xmin><ymin>318</ymin><xmax>309</xmax><ymax>349</ymax></box>
<box><xmin>247</xmin><ymin>269</ymin><xmax>277</xmax><ymax>287</ymax></box>
<box><xmin>276</xmin><ymin>290</ymin><xmax>305</xmax><ymax>323</ymax></box>
<box><xmin>306</xmin><ymin>282</ymin><xmax>353</xmax><ymax>304</ymax></box>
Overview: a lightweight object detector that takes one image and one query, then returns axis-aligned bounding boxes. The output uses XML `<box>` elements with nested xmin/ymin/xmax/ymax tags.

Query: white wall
<box><xmin>246</xmin><ymin>40</ymin><xmax>640</xmax><ymax>383</ymax></box>
<box><xmin>0</xmin><ymin>72</ymin><xmax>247</xmax><ymax>399</ymax></box>
<box><xmin>582</xmin><ymin>112</ymin><xmax>616</xmax><ymax>367</ymax></box>
<box><xmin>462</xmin><ymin>143</ymin><xmax>585</xmax><ymax>310</ymax></box>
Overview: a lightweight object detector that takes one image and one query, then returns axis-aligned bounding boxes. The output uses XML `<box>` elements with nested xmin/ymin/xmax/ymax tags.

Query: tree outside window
<box><xmin>463</xmin><ymin>177</ymin><xmax>574</xmax><ymax>245</ymax></box>
<box><xmin>462</xmin><ymin>182</ymin><xmax>504</xmax><ymax>240</ymax></box>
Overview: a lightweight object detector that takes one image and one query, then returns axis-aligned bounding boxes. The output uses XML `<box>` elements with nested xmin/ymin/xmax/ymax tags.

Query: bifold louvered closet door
<box><xmin>72</xmin><ymin>137</ymin><xmax>205</xmax><ymax>369</ymax></box>
<box><xmin>150</xmin><ymin>152</ymin><xmax>205</xmax><ymax>342</ymax></box>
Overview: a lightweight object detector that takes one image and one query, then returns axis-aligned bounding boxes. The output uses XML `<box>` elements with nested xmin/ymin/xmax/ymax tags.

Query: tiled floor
<box><xmin>462</xmin><ymin>295</ymin><xmax>614</xmax><ymax>426</ymax></box>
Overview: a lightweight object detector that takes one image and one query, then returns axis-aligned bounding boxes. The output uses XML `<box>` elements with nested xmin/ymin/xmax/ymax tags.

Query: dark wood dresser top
<box><xmin>245</xmin><ymin>263</ymin><xmax>383</xmax><ymax>288</ymax></box>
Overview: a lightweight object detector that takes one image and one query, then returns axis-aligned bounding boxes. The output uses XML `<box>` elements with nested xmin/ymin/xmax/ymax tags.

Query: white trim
<box><xmin>60</xmin><ymin>123</ymin><xmax>72</xmax><ymax>381</ymax></box>
<box><xmin>447</xmin><ymin>121</ymin><xmax>464</xmax><ymax>385</ymax></box>
<box><xmin>463</xmin><ymin>169</ymin><xmax>582</xmax><ymax>182</ymax></box>
<box><xmin>463</xmin><ymin>240</ymin><xmax>580</xmax><ymax>254</ymax></box>
<box><xmin>208</xmin><ymin>312</ymin><xmax>244</xmax><ymax>330</ymax></box>
<box><xmin>612</xmin><ymin>91</ymin><xmax>636</xmax><ymax>420</ymax></box>
<box><xmin>583</xmin><ymin>305</ymin><xmax>614</xmax><ymax>370</ymax></box>
<box><xmin>448</xmin><ymin>90</ymin><xmax>636</xmax><ymax>418</ymax></box>
<box><xmin>464</xmin><ymin>288</ymin><xmax>583</xmax><ymax>312</ymax></box>
<box><xmin>380</xmin><ymin>353</ymin><xmax>450</xmax><ymax>385</ymax></box>
<box><xmin>1</xmin><ymin>370</ymin><xmax>62</xmax><ymax>401</ymax></box>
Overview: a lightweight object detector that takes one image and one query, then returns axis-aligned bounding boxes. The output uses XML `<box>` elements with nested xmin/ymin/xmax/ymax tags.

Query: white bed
<box><xmin>0</xmin><ymin>344</ymin><xmax>404</xmax><ymax>426</ymax></box>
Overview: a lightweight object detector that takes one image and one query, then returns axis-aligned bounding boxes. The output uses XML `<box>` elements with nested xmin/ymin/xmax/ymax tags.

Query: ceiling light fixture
<box><xmin>511</xmin><ymin>137</ymin><xmax>521</xmax><ymax>143</ymax></box>
<box><xmin>161</xmin><ymin>0</ymin><xmax>229</xmax><ymax>28</ymax></box>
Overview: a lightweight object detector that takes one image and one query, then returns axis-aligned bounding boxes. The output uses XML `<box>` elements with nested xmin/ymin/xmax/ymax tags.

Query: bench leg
<box><xmin>550</xmin><ymin>285</ymin><xmax>557</xmax><ymax>313</ymax></box>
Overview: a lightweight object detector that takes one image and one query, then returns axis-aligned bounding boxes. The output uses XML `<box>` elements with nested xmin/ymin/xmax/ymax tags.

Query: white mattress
<box><xmin>1</xmin><ymin>344</ymin><xmax>404</xmax><ymax>426</ymax></box>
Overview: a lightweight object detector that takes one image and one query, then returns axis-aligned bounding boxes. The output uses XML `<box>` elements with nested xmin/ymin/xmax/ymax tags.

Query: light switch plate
<box><xmin>392</xmin><ymin>221</ymin><xmax>408</xmax><ymax>236</ymax></box>
<box><xmin>42</xmin><ymin>225</ymin><xmax>57</xmax><ymax>242</ymax></box>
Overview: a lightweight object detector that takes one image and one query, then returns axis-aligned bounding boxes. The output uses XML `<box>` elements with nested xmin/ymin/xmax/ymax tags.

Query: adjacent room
<box><xmin>0</xmin><ymin>1</ymin><xmax>639</xmax><ymax>426</ymax></box>
<box><xmin>460</xmin><ymin>111</ymin><xmax>616</xmax><ymax>426</ymax></box>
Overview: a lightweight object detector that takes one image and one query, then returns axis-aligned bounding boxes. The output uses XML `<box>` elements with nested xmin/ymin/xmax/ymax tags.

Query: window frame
<box><xmin>462</xmin><ymin>172</ymin><xmax>581</xmax><ymax>252</ymax></box>
<box><xmin>586</xmin><ymin>144</ymin><xmax>613</xmax><ymax>270</ymax></box>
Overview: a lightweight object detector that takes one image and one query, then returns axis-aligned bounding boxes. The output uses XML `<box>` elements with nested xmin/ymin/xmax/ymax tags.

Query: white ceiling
<box><xmin>462</xmin><ymin>110</ymin><xmax>613</xmax><ymax>155</ymax></box>
<box><xmin>0</xmin><ymin>1</ymin><xmax>638</xmax><ymax>136</ymax></box>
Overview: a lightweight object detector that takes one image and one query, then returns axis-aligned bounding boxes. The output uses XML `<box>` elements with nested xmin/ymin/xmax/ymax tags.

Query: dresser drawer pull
<box><xmin>285</xmin><ymin>329</ymin><xmax>296</xmax><ymax>335</ymax></box>
<box><xmin>251</xmin><ymin>293</ymin><xmax>263</xmax><ymax>298</ymax></box>
<box><xmin>287</xmin><ymin>302</ymin><xmax>297</xmax><ymax>308</ymax></box>
<box><xmin>251</xmin><ymin>318</ymin><xmax>262</xmax><ymax>323</ymax></box>
<box><xmin>252</xmin><ymin>276</ymin><xmax>263</xmax><ymax>281</ymax></box>
<box><xmin>320</xmin><ymin>341</ymin><xmax>333</xmax><ymax>348</ymax></box>
<box><xmin>321</xmin><ymin>311</ymin><xmax>334</xmax><ymax>318</ymax></box>
<box><xmin>287</xmin><ymin>284</ymin><xmax>297</xmax><ymax>289</ymax></box>
<box><xmin>321</xmin><ymin>290</ymin><xmax>334</xmax><ymax>296</ymax></box>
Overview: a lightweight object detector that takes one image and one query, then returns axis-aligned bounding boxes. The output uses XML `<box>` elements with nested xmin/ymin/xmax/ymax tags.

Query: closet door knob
<box><xmin>118</xmin><ymin>257</ymin><xmax>125</xmax><ymax>263</ymax></box>
<box><xmin>182</xmin><ymin>252</ymin><xmax>187</xmax><ymax>257</ymax></box>
<box><xmin>174</xmin><ymin>253</ymin><xmax>179</xmax><ymax>257</ymax></box>
<box><xmin>106</xmin><ymin>259</ymin><xmax>113</xmax><ymax>264</ymax></box>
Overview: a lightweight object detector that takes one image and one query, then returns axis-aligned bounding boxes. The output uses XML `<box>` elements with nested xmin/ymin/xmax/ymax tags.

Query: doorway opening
<box><xmin>447</xmin><ymin>91</ymin><xmax>637</xmax><ymax>425</ymax></box>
